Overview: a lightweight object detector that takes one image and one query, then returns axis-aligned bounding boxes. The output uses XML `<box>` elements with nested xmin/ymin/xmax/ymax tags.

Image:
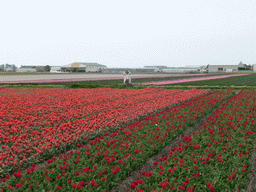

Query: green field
<box><xmin>168</xmin><ymin>73</ymin><xmax>256</xmax><ymax>86</ymax></box>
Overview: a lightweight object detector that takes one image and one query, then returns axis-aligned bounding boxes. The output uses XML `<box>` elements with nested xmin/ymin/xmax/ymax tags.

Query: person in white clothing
<box><xmin>123</xmin><ymin>70</ymin><xmax>131</xmax><ymax>89</ymax></box>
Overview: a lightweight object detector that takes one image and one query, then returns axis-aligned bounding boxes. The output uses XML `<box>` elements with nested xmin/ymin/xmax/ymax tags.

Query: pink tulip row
<box><xmin>137</xmin><ymin>74</ymin><xmax>248</xmax><ymax>85</ymax></box>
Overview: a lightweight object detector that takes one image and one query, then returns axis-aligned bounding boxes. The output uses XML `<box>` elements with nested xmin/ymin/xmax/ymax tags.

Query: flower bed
<box><xmin>137</xmin><ymin>74</ymin><xmax>248</xmax><ymax>86</ymax></box>
<box><xmin>0</xmin><ymin>88</ymin><xmax>208</xmax><ymax>174</ymax></box>
<box><xmin>129</xmin><ymin>90</ymin><xmax>256</xmax><ymax>191</ymax></box>
<box><xmin>0</xmin><ymin>90</ymin><xmax>234</xmax><ymax>191</ymax></box>
<box><xmin>0</xmin><ymin>88</ymin><xmax>168</xmax><ymax>119</ymax></box>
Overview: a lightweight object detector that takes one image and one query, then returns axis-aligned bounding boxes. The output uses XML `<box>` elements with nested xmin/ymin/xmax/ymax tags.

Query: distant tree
<box><xmin>45</xmin><ymin>65</ymin><xmax>51</xmax><ymax>72</ymax></box>
<box><xmin>11</xmin><ymin>64</ymin><xmax>17</xmax><ymax>72</ymax></box>
<box><xmin>35</xmin><ymin>66</ymin><xmax>44</xmax><ymax>72</ymax></box>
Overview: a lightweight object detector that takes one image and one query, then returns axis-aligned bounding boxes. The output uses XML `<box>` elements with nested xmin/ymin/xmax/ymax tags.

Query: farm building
<box><xmin>50</xmin><ymin>66</ymin><xmax>64</xmax><ymax>73</ymax></box>
<box><xmin>162</xmin><ymin>66</ymin><xmax>203</xmax><ymax>73</ymax></box>
<box><xmin>102</xmin><ymin>68</ymin><xmax>155</xmax><ymax>73</ymax></box>
<box><xmin>143</xmin><ymin>66</ymin><xmax>168</xmax><ymax>72</ymax></box>
<box><xmin>16</xmin><ymin>65</ymin><xmax>47</xmax><ymax>72</ymax></box>
<box><xmin>61</xmin><ymin>62</ymin><xmax>107</xmax><ymax>73</ymax></box>
<box><xmin>207</xmin><ymin>62</ymin><xmax>252</xmax><ymax>73</ymax></box>
<box><xmin>252</xmin><ymin>64</ymin><xmax>256</xmax><ymax>72</ymax></box>
<box><xmin>162</xmin><ymin>68</ymin><xmax>198</xmax><ymax>73</ymax></box>
<box><xmin>16</xmin><ymin>66</ymin><xmax>37</xmax><ymax>72</ymax></box>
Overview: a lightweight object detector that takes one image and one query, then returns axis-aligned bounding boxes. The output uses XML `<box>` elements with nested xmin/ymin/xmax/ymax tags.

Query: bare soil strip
<box><xmin>0</xmin><ymin>73</ymin><xmax>205</xmax><ymax>82</ymax></box>
<box><xmin>108</xmin><ymin>90</ymin><xmax>256</xmax><ymax>192</ymax></box>
<box><xmin>244</xmin><ymin>133</ymin><xmax>256</xmax><ymax>191</ymax></box>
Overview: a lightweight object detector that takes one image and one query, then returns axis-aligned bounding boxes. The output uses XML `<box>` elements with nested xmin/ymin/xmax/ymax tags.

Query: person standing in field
<box><xmin>123</xmin><ymin>70</ymin><xmax>131</xmax><ymax>89</ymax></box>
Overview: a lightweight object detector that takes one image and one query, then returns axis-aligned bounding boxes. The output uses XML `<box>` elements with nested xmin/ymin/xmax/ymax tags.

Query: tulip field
<box><xmin>0</xmin><ymin>88</ymin><xmax>207</xmax><ymax>172</ymax></box>
<box><xmin>0</xmin><ymin>87</ymin><xmax>255</xmax><ymax>191</ymax></box>
<box><xmin>131</xmin><ymin>90</ymin><xmax>256</xmax><ymax>192</ymax></box>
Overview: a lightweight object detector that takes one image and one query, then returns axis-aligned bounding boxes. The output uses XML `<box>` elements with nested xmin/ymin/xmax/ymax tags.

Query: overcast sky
<box><xmin>0</xmin><ymin>0</ymin><xmax>255</xmax><ymax>68</ymax></box>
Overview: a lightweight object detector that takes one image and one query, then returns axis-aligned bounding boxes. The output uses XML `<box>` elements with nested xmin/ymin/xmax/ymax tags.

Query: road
<box><xmin>0</xmin><ymin>73</ymin><xmax>207</xmax><ymax>83</ymax></box>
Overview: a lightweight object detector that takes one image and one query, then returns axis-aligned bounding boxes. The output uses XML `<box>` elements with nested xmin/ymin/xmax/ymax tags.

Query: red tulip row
<box><xmin>56</xmin><ymin>88</ymin><xmax>208</xmax><ymax>138</ymax></box>
<box><xmin>0</xmin><ymin>90</ymin><xmax>234</xmax><ymax>191</ymax></box>
<box><xmin>130</xmin><ymin>90</ymin><xmax>256</xmax><ymax>192</ymax></box>
<box><xmin>0</xmin><ymin>88</ymin><xmax>207</xmax><ymax>173</ymax></box>
<box><xmin>0</xmin><ymin>88</ymin><xmax>158</xmax><ymax>119</ymax></box>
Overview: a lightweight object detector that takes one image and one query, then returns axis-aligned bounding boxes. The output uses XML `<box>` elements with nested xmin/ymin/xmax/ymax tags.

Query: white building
<box><xmin>162</xmin><ymin>67</ymin><xmax>199</xmax><ymax>73</ymax></box>
<box><xmin>143</xmin><ymin>66</ymin><xmax>168</xmax><ymax>72</ymax></box>
<box><xmin>185</xmin><ymin>65</ymin><xmax>202</xmax><ymax>68</ymax></box>
<box><xmin>252</xmin><ymin>64</ymin><xmax>256</xmax><ymax>72</ymax></box>
<box><xmin>16</xmin><ymin>68</ymin><xmax>36</xmax><ymax>72</ymax></box>
<box><xmin>50</xmin><ymin>66</ymin><xmax>62</xmax><ymax>73</ymax></box>
<box><xmin>62</xmin><ymin>62</ymin><xmax>107</xmax><ymax>72</ymax></box>
<box><xmin>143</xmin><ymin>66</ymin><xmax>160</xmax><ymax>72</ymax></box>
<box><xmin>3</xmin><ymin>67</ymin><xmax>13</xmax><ymax>72</ymax></box>
<box><xmin>17</xmin><ymin>65</ymin><xmax>37</xmax><ymax>72</ymax></box>
<box><xmin>206</xmin><ymin>62</ymin><xmax>252</xmax><ymax>73</ymax></box>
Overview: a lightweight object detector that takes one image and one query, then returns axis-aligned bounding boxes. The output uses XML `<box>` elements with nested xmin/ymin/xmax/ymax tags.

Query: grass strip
<box><xmin>168</xmin><ymin>73</ymin><xmax>256</xmax><ymax>86</ymax></box>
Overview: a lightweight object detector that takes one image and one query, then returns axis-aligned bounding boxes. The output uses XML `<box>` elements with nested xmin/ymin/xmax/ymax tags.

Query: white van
<box><xmin>50</xmin><ymin>67</ymin><xmax>62</xmax><ymax>73</ymax></box>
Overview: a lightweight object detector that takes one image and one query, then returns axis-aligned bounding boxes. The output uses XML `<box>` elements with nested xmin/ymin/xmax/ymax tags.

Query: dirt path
<box><xmin>244</xmin><ymin>136</ymin><xmax>256</xmax><ymax>191</ymax></box>
<box><xmin>0</xmin><ymin>73</ymin><xmax>200</xmax><ymax>82</ymax></box>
